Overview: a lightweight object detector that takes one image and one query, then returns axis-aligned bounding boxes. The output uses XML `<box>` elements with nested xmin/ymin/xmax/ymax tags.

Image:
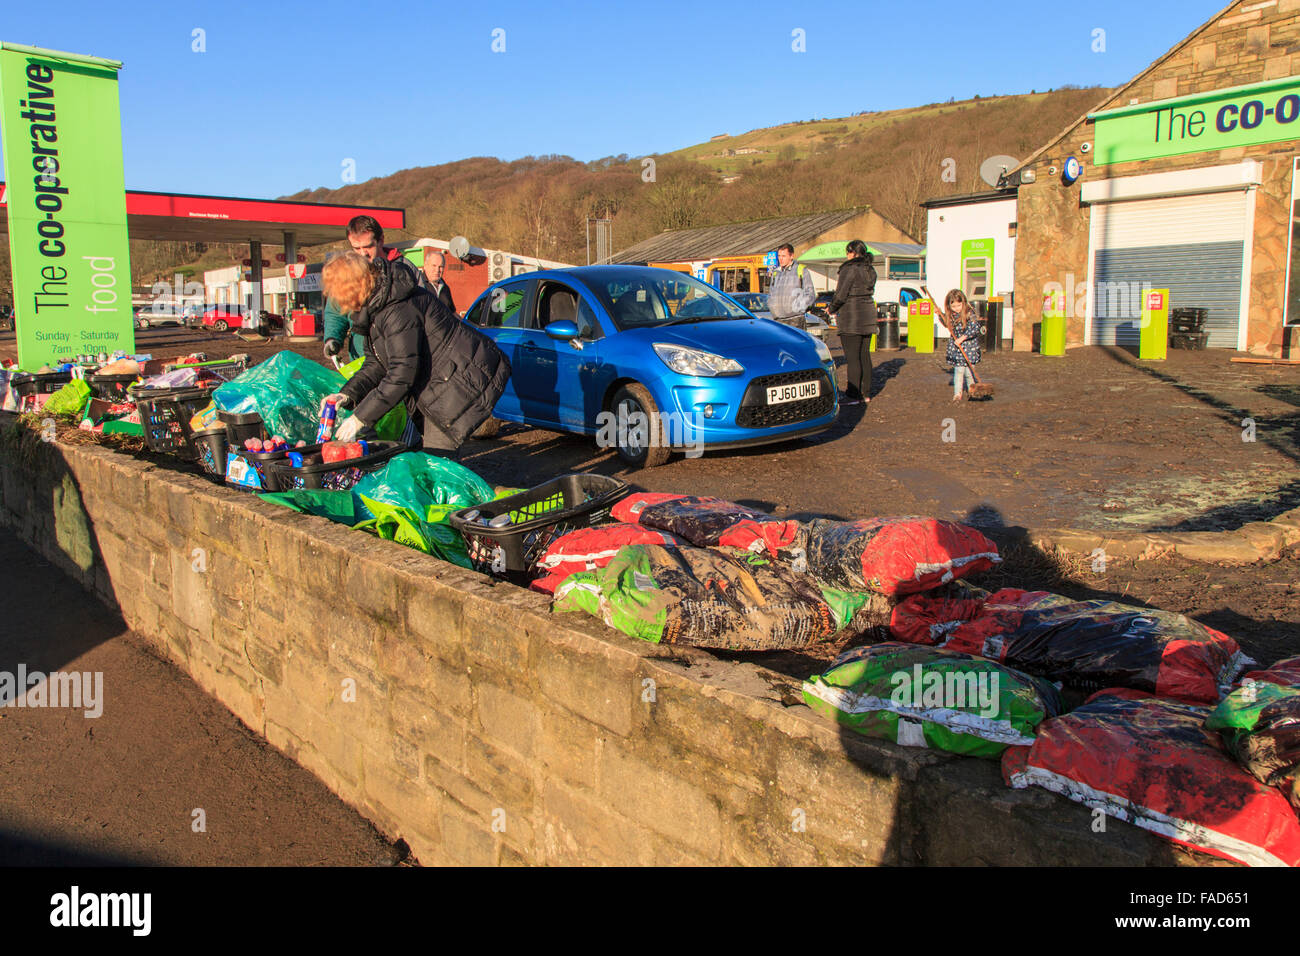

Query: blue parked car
<box><xmin>462</xmin><ymin>266</ymin><xmax>839</xmax><ymax>467</ymax></box>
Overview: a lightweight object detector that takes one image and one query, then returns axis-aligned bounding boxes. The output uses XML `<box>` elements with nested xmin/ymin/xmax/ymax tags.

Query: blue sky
<box><xmin>2</xmin><ymin>0</ymin><xmax>1225</xmax><ymax>198</ymax></box>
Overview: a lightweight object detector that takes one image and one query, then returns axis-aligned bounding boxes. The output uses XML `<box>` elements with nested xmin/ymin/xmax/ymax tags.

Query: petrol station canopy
<box><xmin>0</xmin><ymin>184</ymin><xmax>404</xmax><ymax>245</ymax></box>
<box><xmin>797</xmin><ymin>240</ymin><xmax>926</xmax><ymax>264</ymax></box>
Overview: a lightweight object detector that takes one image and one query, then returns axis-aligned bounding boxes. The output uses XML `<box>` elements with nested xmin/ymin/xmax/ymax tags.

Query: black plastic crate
<box><xmin>12</xmin><ymin>370</ymin><xmax>72</xmax><ymax>399</ymax></box>
<box><xmin>449</xmin><ymin>474</ymin><xmax>629</xmax><ymax>582</ymax></box>
<box><xmin>262</xmin><ymin>441</ymin><xmax>405</xmax><ymax>492</ymax></box>
<box><xmin>12</xmin><ymin>371</ymin><xmax>72</xmax><ymax>413</ymax></box>
<box><xmin>1170</xmin><ymin>331</ymin><xmax>1210</xmax><ymax>350</ymax></box>
<box><xmin>131</xmin><ymin>385</ymin><xmax>217</xmax><ymax>460</ymax></box>
<box><xmin>225</xmin><ymin>442</ymin><xmax>326</xmax><ymax>492</ymax></box>
<box><xmin>88</xmin><ymin>372</ymin><xmax>138</xmax><ymax>401</ymax></box>
<box><xmin>217</xmin><ymin>410</ymin><xmax>268</xmax><ymax>448</ymax></box>
<box><xmin>192</xmin><ymin>426</ymin><xmax>229</xmax><ymax>479</ymax></box>
<box><xmin>1171</xmin><ymin>307</ymin><xmax>1207</xmax><ymax>334</ymax></box>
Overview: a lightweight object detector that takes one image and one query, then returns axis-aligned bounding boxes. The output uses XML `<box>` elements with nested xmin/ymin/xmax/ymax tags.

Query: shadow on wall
<box><xmin>0</xmin><ymin>426</ymin><xmax>125</xmax><ymax>680</ymax></box>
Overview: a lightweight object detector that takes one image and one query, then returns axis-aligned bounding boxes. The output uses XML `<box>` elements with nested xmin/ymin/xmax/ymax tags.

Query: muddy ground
<box><xmin>6</xmin><ymin>324</ymin><xmax>1299</xmax><ymax>669</ymax></box>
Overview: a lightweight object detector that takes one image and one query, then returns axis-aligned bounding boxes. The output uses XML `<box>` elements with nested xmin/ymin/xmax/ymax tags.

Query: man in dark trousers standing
<box><xmin>420</xmin><ymin>250</ymin><xmax>457</xmax><ymax>316</ymax></box>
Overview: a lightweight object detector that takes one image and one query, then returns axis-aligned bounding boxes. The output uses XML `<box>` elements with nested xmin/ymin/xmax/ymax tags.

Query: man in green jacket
<box><xmin>323</xmin><ymin>215</ymin><xmax>420</xmax><ymax>362</ymax></box>
<box><xmin>323</xmin><ymin>296</ymin><xmax>367</xmax><ymax>362</ymax></box>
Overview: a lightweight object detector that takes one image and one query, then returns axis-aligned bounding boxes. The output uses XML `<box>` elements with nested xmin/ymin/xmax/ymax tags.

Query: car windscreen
<box><xmin>733</xmin><ymin>293</ymin><xmax>768</xmax><ymax>311</ymax></box>
<box><xmin>580</xmin><ymin>271</ymin><xmax>749</xmax><ymax>330</ymax></box>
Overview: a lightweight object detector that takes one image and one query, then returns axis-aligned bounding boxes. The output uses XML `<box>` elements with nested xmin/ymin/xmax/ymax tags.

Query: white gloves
<box><xmin>334</xmin><ymin>413</ymin><xmax>366</xmax><ymax>443</ymax></box>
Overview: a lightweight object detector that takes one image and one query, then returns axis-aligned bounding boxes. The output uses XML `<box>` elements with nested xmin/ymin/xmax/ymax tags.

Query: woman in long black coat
<box><xmin>321</xmin><ymin>252</ymin><xmax>510</xmax><ymax>458</ymax></box>
<box><xmin>828</xmin><ymin>239</ymin><xmax>878</xmax><ymax>405</ymax></box>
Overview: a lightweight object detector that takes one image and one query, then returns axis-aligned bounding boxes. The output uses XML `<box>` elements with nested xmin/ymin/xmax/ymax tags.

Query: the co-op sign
<box><xmin>1090</xmin><ymin>75</ymin><xmax>1300</xmax><ymax>166</ymax></box>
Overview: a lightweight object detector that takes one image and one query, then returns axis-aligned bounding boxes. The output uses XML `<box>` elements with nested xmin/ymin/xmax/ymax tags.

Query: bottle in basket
<box><xmin>317</xmin><ymin>400</ymin><xmax>336</xmax><ymax>443</ymax></box>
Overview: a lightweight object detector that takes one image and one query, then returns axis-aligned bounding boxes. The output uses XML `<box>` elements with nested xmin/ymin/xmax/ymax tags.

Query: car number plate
<box><xmin>766</xmin><ymin>380</ymin><xmax>820</xmax><ymax>404</ymax></box>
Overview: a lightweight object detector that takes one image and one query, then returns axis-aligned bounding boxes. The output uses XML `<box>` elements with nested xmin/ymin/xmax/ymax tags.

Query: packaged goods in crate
<box><xmin>262</xmin><ymin>441</ymin><xmax>405</xmax><ymax>492</ymax></box>
<box><xmin>225</xmin><ymin>437</ymin><xmax>320</xmax><ymax>492</ymax></box>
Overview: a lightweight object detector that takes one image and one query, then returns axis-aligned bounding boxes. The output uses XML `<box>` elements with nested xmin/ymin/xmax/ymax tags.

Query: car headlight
<box><xmin>813</xmin><ymin>337</ymin><xmax>833</xmax><ymax>364</ymax></box>
<box><xmin>653</xmin><ymin>343</ymin><xmax>744</xmax><ymax>376</ymax></box>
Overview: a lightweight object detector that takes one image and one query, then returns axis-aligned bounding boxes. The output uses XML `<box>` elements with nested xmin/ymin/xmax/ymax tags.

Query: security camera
<box><xmin>1080</xmin><ymin>142</ymin><xmax>1092</xmax><ymax>154</ymax></box>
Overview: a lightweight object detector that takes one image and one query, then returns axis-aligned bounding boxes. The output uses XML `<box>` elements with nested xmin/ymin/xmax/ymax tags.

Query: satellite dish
<box><xmin>980</xmin><ymin>155</ymin><xmax>1021</xmax><ymax>189</ymax></box>
<box><xmin>449</xmin><ymin>236</ymin><xmax>470</xmax><ymax>261</ymax></box>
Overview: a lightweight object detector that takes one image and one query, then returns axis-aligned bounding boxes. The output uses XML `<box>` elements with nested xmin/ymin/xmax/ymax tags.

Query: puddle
<box><xmin>1084</xmin><ymin>467</ymin><xmax>1300</xmax><ymax>531</ymax></box>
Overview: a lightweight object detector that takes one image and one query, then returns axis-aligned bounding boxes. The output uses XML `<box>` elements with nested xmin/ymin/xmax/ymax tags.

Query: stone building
<box><xmin>1006</xmin><ymin>0</ymin><xmax>1300</xmax><ymax>355</ymax></box>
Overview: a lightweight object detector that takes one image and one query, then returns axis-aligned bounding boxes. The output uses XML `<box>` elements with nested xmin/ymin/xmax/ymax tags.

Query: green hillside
<box><xmin>0</xmin><ymin>86</ymin><xmax>1109</xmax><ymax>298</ymax></box>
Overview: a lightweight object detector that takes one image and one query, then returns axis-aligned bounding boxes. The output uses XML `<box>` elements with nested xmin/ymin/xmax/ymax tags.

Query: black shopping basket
<box><xmin>130</xmin><ymin>384</ymin><xmax>217</xmax><ymax>460</ymax></box>
<box><xmin>262</xmin><ymin>441</ymin><xmax>405</xmax><ymax>492</ymax></box>
<box><xmin>449</xmin><ymin>474</ymin><xmax>629</xmax><ymax>582</ymax></box>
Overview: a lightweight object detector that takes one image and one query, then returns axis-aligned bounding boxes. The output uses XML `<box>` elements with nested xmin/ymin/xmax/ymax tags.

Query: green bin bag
<box><xmin>214</xmin><ymin>350</ymin><xmax>349</xmax><ymax>443</ymax></box>
<box><xmin>803</xmin><ymin>642</ymin><xmax>1064</xmax><ymax>758</ymax></box>
<box><xmin>44</xmin><ymin>379</ymin><xmax>92</xmax><ymax>417</ymax></box>
<box><xmin>261</xmin><ymin>455</ymin><xmax>505</xmax><ymax>568</ymax></box>
<box><xmin>1207</xmin><ymin>680</ymin><xmax>1300</xmax><ymax>807</ymax></box>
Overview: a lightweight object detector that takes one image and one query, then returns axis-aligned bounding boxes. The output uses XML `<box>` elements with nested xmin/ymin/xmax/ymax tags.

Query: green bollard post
<box><xmin>1040</xmin><ymin>289</ymin><xmax>1066</xmax><ymax>356</ymax></box>
<box><xmin>908</xmin><ymin>300</ymin><xmax>934</xmax><ymax>353</ymax></box>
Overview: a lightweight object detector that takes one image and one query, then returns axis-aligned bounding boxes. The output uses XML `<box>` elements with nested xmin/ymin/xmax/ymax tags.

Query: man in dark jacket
<box><xmin>321</xmin><ymin>253</ymin><xmax>510</xmax><ymax>458</ymax></box>
<box><xmin>324</xmin><ymin>216</ymin><xmax>420</xmax><ymax>361</ymax></box>
<box><xmin>829</xmin><ymin>239</ymin><xmax>879</xmax><ymax>405</ymax></box>
<box><xmin>419</xmin><ymin>250</ymin><xmax>457</xmax><ymax>316</ymax></box>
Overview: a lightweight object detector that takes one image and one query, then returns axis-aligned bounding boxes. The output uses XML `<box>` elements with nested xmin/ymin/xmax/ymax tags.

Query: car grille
<box><xmin>736</xmin><ymin>369</ymin><xmax>835</xmax><ymax>428</ymax></box>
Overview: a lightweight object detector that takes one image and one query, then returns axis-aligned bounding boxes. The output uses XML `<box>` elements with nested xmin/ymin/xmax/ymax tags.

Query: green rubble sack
<box><xmin>552</xmin><ymin>542</ymin><xmax>836</xmax><ymax>650</ymax></box>
<box><xmin>340</xmin><ymin>356</ymin><xmax>406</xmax><ymax>442</ymax></box>
<box><xmin>45</xmin><ymin>379</ymin><xmax>92</xmax><ymax>416</ymax></box>
<box><xmin>553</xmin><ymin>546</ymin><xmax>669</xmax><ymax>644</ymax></box>
<box><xmin>1207</xmin><ymin>680</ymin><xmax>1300</xmax><ymax>803</ymax></box>
<box><xmin>214</xmin><ymin>350</ymin><xmax>348</xmax><ymax>443</ymax></box>
<box><xmin>802</xmin><ymin>642</ymin><xmax>1065</xmax><ymax>758</ymax></box>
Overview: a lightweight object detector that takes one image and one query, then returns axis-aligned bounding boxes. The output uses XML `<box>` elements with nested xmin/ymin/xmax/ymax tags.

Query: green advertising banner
<box><xmin>1092</xmin><ymin>74</ymin><xmax>1300</xmax><ymax>166</ymax></box>
<box><xmin>0</xmin><ymin>42</ymin><xmax>133</xmax><ymax>369</ymax></box>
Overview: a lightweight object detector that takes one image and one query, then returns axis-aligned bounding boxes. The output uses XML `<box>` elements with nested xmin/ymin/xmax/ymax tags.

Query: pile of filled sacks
<box><xmin>542</xmin><ymin>494</ymin><xmax>1300</xmax><ymax>866</ymax></box>
<box><xmin>544</xmin><ymin>493</ymin><xmax>999</xmax><ymax>650</ymax></box>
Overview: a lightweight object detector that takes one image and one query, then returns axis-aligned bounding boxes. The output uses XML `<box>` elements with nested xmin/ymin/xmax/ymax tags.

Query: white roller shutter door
<box><xmin>1089</xmin><ymin>190</ymin><xmax>1248</xmax><ymax>348</ymax></box>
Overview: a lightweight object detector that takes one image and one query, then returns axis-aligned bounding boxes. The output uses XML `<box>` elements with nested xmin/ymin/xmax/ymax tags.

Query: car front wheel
<box><xmin>609</xmin><ymin>383</ymin><xmax>671</xmax><ymax>468</ymax></box>
<box><xmin>212</xmin><ymin>319</ymin><xmax>228</xmax><ymax>332</ymax></box>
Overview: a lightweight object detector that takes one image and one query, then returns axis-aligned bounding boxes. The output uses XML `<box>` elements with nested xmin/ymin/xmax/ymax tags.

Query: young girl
<box><xmin>943</xmin><ymin>289</ymin><xmax>983</xmax><ymax>402</ymax></box>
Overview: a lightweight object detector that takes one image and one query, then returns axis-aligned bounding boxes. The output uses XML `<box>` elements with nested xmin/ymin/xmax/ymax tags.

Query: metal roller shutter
<box><xmin>1089</xmin><ymin>191</ymin><xmax>1248</xmax><ymax>348</ymax></box>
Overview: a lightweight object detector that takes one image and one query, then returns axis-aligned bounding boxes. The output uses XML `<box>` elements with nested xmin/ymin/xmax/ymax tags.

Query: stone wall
<box><xmin>0</xmin><ymin>427</ymin><xmax>1214</xmax><ymax>865</ymax></box>
<box><xmin>1013</xmin><ymin>0</ymin><xmax>1300</xmax><ymax>354</ymax></box>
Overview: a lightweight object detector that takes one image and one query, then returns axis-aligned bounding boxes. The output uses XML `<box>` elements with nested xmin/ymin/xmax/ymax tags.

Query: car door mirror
<box><xmin>544</xmin><ymin>320</ymin><xmax>579</xmax><ymax>341</ymax></box>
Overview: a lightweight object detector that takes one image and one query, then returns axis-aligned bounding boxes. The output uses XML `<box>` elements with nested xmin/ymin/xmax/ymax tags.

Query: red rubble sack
<box><xmin>611</xmin><ymin>493</ymin><xmax>802</xmax><ymax>559</ymax></box>
<box><xmin>895</xmin><ymin>587</ymin><xmax>1251</xmax><ymax>705</ymax></box>
<box><xmin>1242</xmin><ymin>655</ymin><xmax>1300</xmax><ymax>688</ymax></box>
<box><xmin>802</xmin><ymin>516</ymin><xmax>1000</xmax><ymax>596</ymax></box>
<box><xmin>530</xmin><ymin>523</ymin><xmax>685</xmax><ymax>595</ymax></box>
<box><xmin>1004</xmin><ymin>690</ymin><xmax>1300</xmax><ymax>867</ymax></box>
